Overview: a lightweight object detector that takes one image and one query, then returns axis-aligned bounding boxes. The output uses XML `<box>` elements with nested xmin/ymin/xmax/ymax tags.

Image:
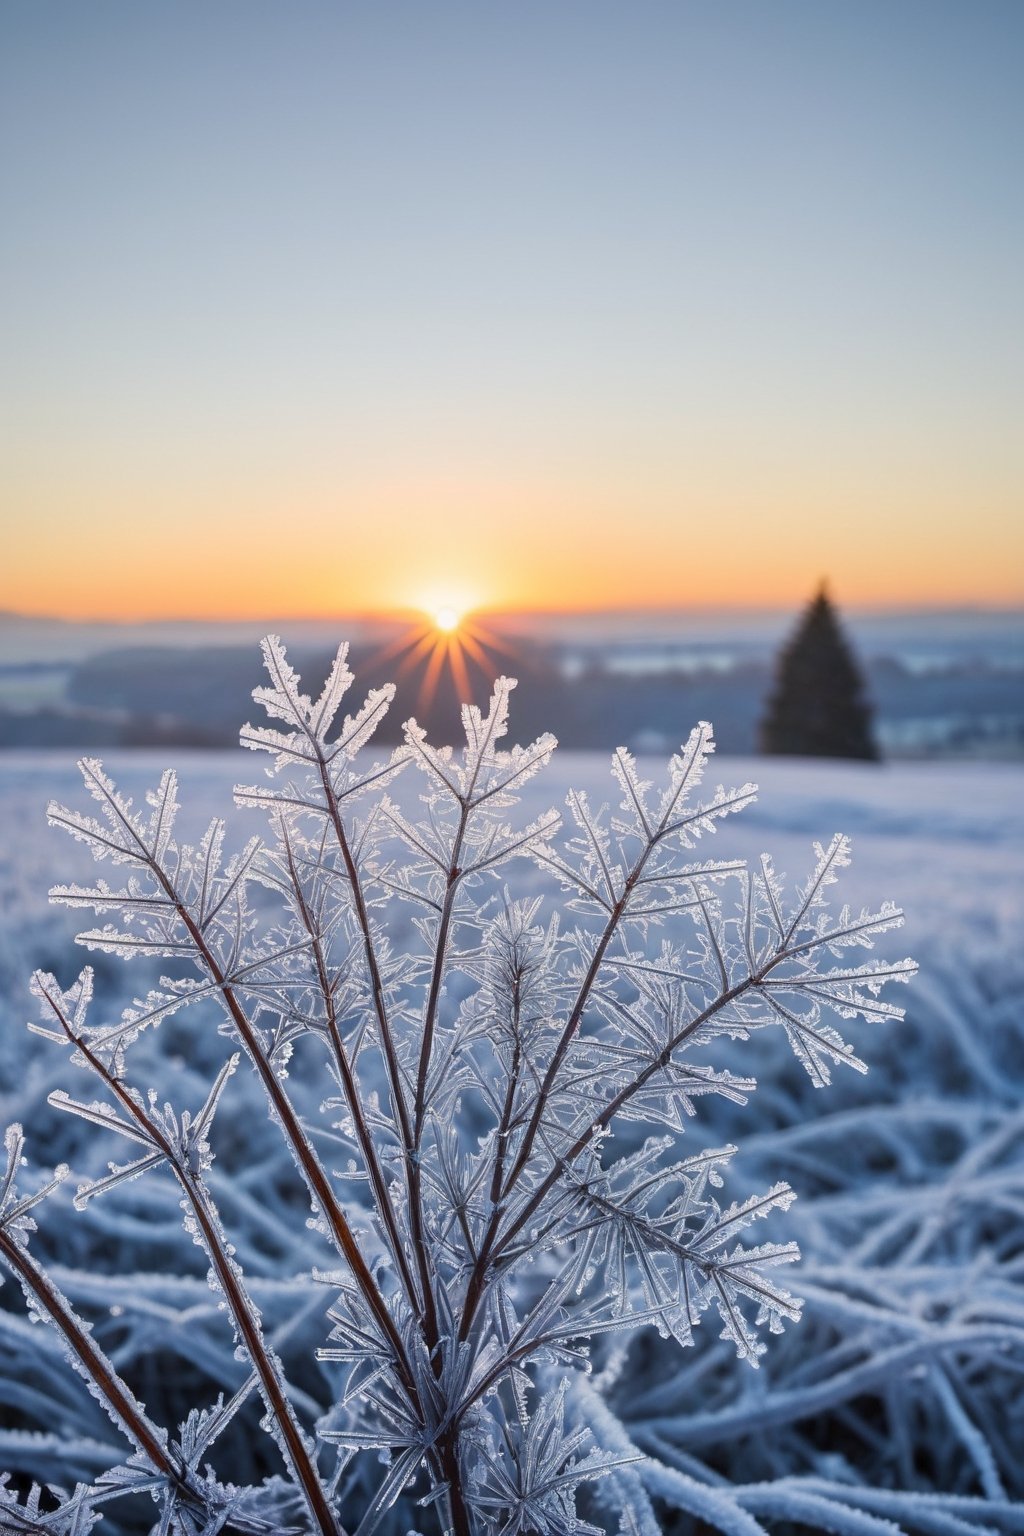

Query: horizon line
<box><xmin>3</xmin><ymin>599</ymin><xmax>1024</xmax><ymax>628</ymax></box>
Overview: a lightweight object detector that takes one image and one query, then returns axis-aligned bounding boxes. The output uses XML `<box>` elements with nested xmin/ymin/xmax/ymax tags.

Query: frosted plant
<box><xmin>0</xmin><ymin>638</ymin><xmax>916</xmax><ymax>1536</ymax></box>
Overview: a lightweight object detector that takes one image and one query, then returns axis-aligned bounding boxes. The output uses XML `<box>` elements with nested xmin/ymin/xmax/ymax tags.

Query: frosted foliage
<box><xmin>0</xmin><ymin>638</ymin><xmax>920</xmax><ymax>1536</ymax></box>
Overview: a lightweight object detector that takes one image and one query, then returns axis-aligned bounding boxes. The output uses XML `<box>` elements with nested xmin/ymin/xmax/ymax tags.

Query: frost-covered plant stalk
<box><xmin>0</xmin><ymin>639</ymin><xmax>915</xmax><ymax>1535</ymax></box>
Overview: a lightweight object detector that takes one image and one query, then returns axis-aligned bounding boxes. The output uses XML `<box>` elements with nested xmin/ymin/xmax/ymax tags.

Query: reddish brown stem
<box><xmin>0</xmin><ymin>1227</ymin><xmax>185</xmax><ymax>1488</ymax></box>
<box><xmin>281</xmin><ymin>824</ymin><xmax>422</xmax><ymax>1317</ymax></box>
<box><xmin>316</xmin><ymin>763</ymin><xmax>443</xmax><ymax>1354</ymax></box>
<box><xmin>495</xmin><ymin>972</ymin><xmax>762</xmax><ymax>1263</ymax></box>
<box><xmin>39</xmin><ymin>983</ymin><xmax>343</xmax><ymax>1536</ymax></box>
<box><xmin>164</xmin><ymin>879</ymin><xmax>417</xmax><ymax>1405</ymax></box>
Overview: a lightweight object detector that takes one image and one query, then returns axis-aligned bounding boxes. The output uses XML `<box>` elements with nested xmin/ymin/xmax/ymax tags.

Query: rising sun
<box><xmin>434</xmin><ymin>605</ymin><xmax>461</xmax><ymax>634</ymax></box>
<box><xmin>367</xmin><ymin>602</ymin><xmax>518</xmax><ymax>718</ymax></box>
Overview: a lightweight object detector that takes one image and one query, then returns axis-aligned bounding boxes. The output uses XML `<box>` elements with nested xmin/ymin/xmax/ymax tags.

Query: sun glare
<box><xmin>434</xmin><ymin>605</ymin><xmax>461</xmax><ymax>633</ymax></box>
<box><xmin>366</xmin><ymin>602</ymin><xmax>519</xmax><ymax>719</ymax></box>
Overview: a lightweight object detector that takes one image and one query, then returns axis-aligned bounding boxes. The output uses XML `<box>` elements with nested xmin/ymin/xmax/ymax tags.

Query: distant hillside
<box><xmin>1</xmin><ymin>627</ymin><xmax>1022</xmax><ymax>758</ymax></box>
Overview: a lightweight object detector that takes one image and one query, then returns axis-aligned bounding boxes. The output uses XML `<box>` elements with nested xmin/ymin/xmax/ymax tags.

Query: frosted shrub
<box><xmin>0</xmin><ymin>639</ymin><xmax>915</xmax><ymax>1535</ymax></box>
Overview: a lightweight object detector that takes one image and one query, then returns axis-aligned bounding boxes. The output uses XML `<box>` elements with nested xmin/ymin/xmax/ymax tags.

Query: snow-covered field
<box><xmin>0</xmin><ymin>746</ymin><xmax>1022</xmax><ymax>1532</ymax></box>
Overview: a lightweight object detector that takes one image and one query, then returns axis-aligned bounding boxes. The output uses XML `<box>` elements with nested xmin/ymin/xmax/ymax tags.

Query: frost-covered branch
<box><xmin>8</xmin><ymin>637</ymin><xmax>918</xmax><ymax>1534</ymax></box>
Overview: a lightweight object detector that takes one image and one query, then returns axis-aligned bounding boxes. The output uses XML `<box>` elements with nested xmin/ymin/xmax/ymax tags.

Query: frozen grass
<box><xmin>0</xmin><ymin>744</ymin><xmax>1021</xmax><ymax>1534</ymax></box>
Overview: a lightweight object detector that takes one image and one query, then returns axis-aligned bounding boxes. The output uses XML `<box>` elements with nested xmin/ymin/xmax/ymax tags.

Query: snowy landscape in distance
<box><xmin>0</xmin><ymin>702</ymin><xmax>1021</xmax><ymax>1533</ymax></box>
<box><xmin>2</xmin><ymin>604</ymin><xmax>1023</xmax><ymax>759</ymax></box>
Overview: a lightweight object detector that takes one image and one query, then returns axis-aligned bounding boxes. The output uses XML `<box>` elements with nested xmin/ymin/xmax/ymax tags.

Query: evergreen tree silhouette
<box><xmin>760</xmin><ymin>585</ymin><xmax>879</xmax><ymax>760</ymax></box>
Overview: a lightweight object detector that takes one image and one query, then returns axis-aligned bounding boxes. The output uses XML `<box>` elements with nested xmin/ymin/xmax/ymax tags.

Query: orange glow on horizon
<box><xmin>3</xmin><ymin>478</ymin><xmax>1023</xmax><ymax>624</ymax></box>
<box><xmin>4</xmin><ymin>586</ymin><xmax>1024</xmax><ymax>626</ymax></box>
<box><xmin>4</xmin><ymin>576</ymin><xmax>1022</xmax><ymax>625</ymax></box>
<box><xmin>5</xmin><ymin>539</ymin><xmax>1024</xmax><ymax>624</ymax></box>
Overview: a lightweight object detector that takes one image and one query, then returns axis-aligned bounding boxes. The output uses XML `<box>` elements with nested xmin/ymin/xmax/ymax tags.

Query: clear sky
<box><xmin>2</xmin><ymin>1</ymin><xmax>1022</xmax><ymax>620</ymax></box>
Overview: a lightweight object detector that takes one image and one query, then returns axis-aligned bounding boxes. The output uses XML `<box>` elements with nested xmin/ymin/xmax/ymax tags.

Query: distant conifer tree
<box><xmin>760</xmin><ymin>585</ymin><xmax>879</xmax><ymax>760</ymax></box>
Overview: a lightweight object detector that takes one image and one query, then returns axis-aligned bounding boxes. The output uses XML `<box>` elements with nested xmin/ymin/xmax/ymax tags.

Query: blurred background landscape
<box><xmin>1</xmin><ymin>602</ymin><xmax>1021</xmax><ymax>757</ymax></box>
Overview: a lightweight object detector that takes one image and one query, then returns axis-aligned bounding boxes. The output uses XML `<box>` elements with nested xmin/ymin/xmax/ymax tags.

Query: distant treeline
<box><xmin>0</xmin><ymin>640</ymin><xmax>1022</xmax><ymax>757</ymax></box>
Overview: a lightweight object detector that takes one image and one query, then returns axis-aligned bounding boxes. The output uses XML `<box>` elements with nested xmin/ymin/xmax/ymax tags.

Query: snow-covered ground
<box><xmin>3</xmin><ymin>747</ymin><xmax>1019</xmax><ymax>972</ymax></box>
<box><xmin>0</xmin><ymin>745</ymin><xmax>1022</xmax><ymax>1532</ymax></box>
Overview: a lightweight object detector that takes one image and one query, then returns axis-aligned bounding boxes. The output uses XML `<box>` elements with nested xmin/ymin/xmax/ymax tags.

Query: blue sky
<box><xmin>2</xmin><ymin>1</ymin><xmax>1022</xmax><ymax>617</ymax></box>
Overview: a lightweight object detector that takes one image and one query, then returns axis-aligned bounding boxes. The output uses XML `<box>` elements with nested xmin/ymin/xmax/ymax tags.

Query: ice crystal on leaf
<box><xmin>0</xmin><ymin>638</ymin><xmax>917</xmax><ymax>1535</ymax></box>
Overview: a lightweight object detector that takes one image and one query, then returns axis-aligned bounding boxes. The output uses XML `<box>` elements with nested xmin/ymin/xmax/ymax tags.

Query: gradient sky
<box><xmin>2</xmin><ymin>1</ymin><xmax>1022</xmax><ymax>620</ymax></box>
